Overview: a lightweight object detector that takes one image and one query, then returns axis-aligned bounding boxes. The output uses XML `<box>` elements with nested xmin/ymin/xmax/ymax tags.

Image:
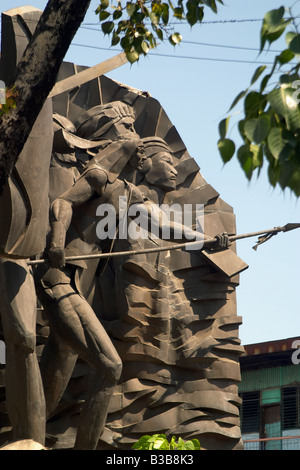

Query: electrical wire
<box><xmin>70</xmin><ymin>42</ymin><xmax>290</xmax><ymax>66</ymax></box>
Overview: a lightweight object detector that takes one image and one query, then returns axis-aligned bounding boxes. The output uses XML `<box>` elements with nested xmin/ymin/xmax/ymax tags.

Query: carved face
<box><xmin>128</xmin><ymin>144</ymin><xmax>147</xmax><ymax>172</ymax></box>
<box><xmin>145</xmin><ymin>151</ymin><xmax>177</xmax><ymax>190</ymax></box>
<box><xmin>105</xmin><ymin>117</ymin><xmax>137</xmax><ymax>141</ymax></box>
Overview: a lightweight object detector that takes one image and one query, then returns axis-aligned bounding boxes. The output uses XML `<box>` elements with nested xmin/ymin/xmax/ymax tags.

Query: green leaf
<box><xmin>126</xmin><ymin>50</ymin><xmax>140</xmax><ymax>63</ymax></box>
<box><xmin>260</xmin><ymin>8</ymin><xmax>290</xmax><ymax>52</ymax></box>
<box><xmin>278</xmin><ymin>160</ymin><xmax>294</xmax><ymax>189</ymax></box>
<box><xmin>177</xmin><ymin>437</ymin><xmax>185</xmax><ymax>450</ymax></box>
<box><xmin>169</xmin><ymin>436</ymin><xmax>177</xmax><ymax>450</ymax></box>
<box><xmin>289</xmin><ymin>34</ymin><xmax>300</xmax><ymax>54</ymax></box>
<box><xmin>218</xmin><ymin>116</ymin><xmax>230</xmax><ymax>139</ymax></box>
<box><xmin>161</xmin><ymin>3</ymin><xmax>169</xmax><ymax>25</ymax></box>
<box><xmin>280</xmin><ymin>73</ymin><xmax>300</xmax><ymax>86</ymax></box>
<box><xmin>141</xmin><ymin>40</ymin><xmax>150</xmax><ymax>54</ymax></box>
<box><xmin>101</xmin><ymin>21</ymin><xmax>114</xmax><ymax>35</ymax></box>
<box><xmin>173</xmin><ymin>7</ymin><xmax>183</xmax><ymax>19</ymax></box>
<box><xmin>218</xmin><ymin>138</ymin><xmax>235</xmax><ymax>163</ymax></box>
<box><xmin>117</xmin><ymin>20</ymin><xmax>128</xmax><ymax>33</ymax></box>
<box><xmin>244</xmin><ymin>91</ymin><xmax>267</xmax><ymax>119</ymax></box>
<box><xmin>286</xmin><ymin>31</ymin><xmax>297</xmax><ymax>47</ymax></box>
<box><xmin>288</xmin><ymin>167</ymin><xmax>300</xmax><ymax>196</ymax></box>
<box><xmin>132</xmin><ymin>435</ymin><xmax>151</xmax><ymax>450</ymax></box>
<box><xmin>156</xmin><ymin>27</ymin><xmax>164</xmax><ymax>41</ymax></box>
<box><xmin>181</xmin><ymin>440</ymin><xmax>194</xmax><ymax>450</ymax></box>
<box><xmin>202</xmin><ymin>0</ymin><xmax>218</xmax><ymax>14</ymax></box>
<box><xmin>186</xmin><ymin>1</ymin><xmax>198</xmax><ymax>26</ymax></box>
<box><xmin>267</xmin><ymin>86</ymin><xmax>300</xmax><ymax>131</ymax></box>
<box><xmin>267</xmin><ymin>127</ymin><xmax>294</xmax><ymax>161</ymax></box>
<box><xmin>127</xmin><ymin>2</ymin><xmax>136</xmax><ymax>17</ymax></box>
<box><xmin>100</xmin><ymin>0</ymin><xmax>109</xmax><ymax>9</ymax></box>
<box><xmin>250</xmin><ymin>65</ymin><xmax>267</xmax><ymax>86</ymax></box>
<box><xmin>113</xmin><ymin>9</ymin><xmax>122</xmax><ymax>20</ymax></box>
<box><xmin>150</xmin><ymin>11</ymin><xmax>160</xmax><ymax>25</ymax></box>
<box><xmin>237</xmin><ymin>144</ymin><xmax>253</xmax><ymax>180</ymax></box>
<box><xmin>169</xmin><ymin>33</ymin><xmax>182</xmax><ymax>46</ymax></box>
<box><xmin>260</xmin><ymin>74</ymin><xmax>272</xmax><ymax>93</ymax></box>
<box><xmin>244</xmin><ymin>115</ymin><xmax>270</xmax><ymax>144</ymax></box>
<box><xmin>268</xmin><ymin>161</ymin><xmax>281</xmax><ymax>187</ymax></box>
<box><xmin>277</xmin><ymin>48</ymin><xmax>295</xmax><ymax>65</ymax></box>
<box><xmin>100</xmin><ymin>10</ymin><xmax>110</xmax><ymax>21</ymax></box>
<box><xmin>191</xmin><ymin>439</ymin><xmax>201</xmax><ymax>450</ymax></box>
<box><xmin>261</xmin><ymin>24</ymin><xmax>289</xmax><ymax>52</ymax></box>
<box><xmin>153</xmin><ymin>437</ymin><xmax>169</xmax><ymax>450</ymax></box>
<box><xmin>121</xmin><ymin>34</ymin><xmax>133</xmax><ymax>51</ymax></box>
<box><xmin>228</xmin><ymin>90</ymin><xmax>247</xmax><ymax>112</ymax></box>
<box><xmin>111</xmin><ymin>31</ymin><xmax>120</xmax><ymax>46</ymax></box>
<box><xmin>250</xmin><ymin>144</ymin><xmax>263</xmax><ymax>171</ymax></box>
<box><xmin>197</xmin><ymin>6</ymin><xmax>204</xmax><ymax>22</ymax></box>
<box><xmin>263</xmin><ymin>6</ymin><xmax>285</xmax><ymax>33</ymax></box>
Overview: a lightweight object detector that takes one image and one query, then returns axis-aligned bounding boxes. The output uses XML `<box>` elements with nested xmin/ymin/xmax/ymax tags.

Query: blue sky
<box><xmin>1</xmin><ymin>0</ymin><xmax>299</xmax><ymax>346</ymax></box>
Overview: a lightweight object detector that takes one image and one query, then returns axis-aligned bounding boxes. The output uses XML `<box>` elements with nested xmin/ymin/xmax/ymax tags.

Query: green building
<box><xmin>239</xmin><ymin>337</ymin><xmax>300</xmax><ymax>450</ymax></box>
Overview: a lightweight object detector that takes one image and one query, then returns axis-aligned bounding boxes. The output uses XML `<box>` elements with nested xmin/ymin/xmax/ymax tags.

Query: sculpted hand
<box><xmin>48</xmin><ymin>246</ymin><xmax>66</xmax><ymax>268</ymax></box>
<box><xmin>215</xmin><ymin>233</ymin><xmax>231</xmax><ymax>249</ymax></box>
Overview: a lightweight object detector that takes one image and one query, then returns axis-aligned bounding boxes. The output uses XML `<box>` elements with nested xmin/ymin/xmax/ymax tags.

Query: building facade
<box><xmin>239</xmin><ymin>337</ymin><xmax>300</xmax><ymax>450</ymax></box>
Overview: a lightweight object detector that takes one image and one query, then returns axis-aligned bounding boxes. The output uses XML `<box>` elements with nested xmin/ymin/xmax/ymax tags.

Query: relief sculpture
<box><xmin>0</xmin><ymin>6</ymin><xmax>248</xmax><ymax>450</ymax></box>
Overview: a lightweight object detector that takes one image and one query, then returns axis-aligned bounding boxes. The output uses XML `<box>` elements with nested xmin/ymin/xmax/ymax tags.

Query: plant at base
<box><xmin>132</xmin><ymin>434</ymin><xmax>201</xmax><ymax>450</ymax></box>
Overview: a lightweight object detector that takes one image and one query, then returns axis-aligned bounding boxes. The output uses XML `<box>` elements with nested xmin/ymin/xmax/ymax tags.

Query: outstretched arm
<box><xmin>131</xmin><ymin>201</ymin><xmax>229</xmax><ymax>249</ymax></box>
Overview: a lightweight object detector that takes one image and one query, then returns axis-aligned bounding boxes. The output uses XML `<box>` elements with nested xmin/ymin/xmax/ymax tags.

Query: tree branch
<box><xmin>0</xmin><ymin>0</ymin><xmax>91</xmax><ymax>196</ymax></box>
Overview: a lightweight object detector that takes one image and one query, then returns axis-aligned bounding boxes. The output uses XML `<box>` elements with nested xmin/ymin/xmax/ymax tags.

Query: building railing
<box><xmin>243</xmin><ymin>435</ymin><xmax>300</xmax><ymax>450</ymax></box>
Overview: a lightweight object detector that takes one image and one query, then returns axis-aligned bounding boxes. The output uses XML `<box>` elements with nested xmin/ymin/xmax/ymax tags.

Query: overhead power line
<box><xmin>70</xmin><ymin>42</ymin><xmax>281</xmax><ymax>65</ymax></box>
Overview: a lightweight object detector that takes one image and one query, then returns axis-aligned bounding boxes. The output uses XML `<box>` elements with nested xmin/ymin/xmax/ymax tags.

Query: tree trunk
<box><xmin>0</xmin><ymin>0</ymin><xmax>91</xmax><ymax>196</ymax></box>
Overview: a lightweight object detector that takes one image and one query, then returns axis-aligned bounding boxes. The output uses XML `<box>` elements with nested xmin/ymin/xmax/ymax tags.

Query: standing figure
<box><xmin>97</xmin><ymin>137</ymin><xmax>246</xmax><ymax>450</ymax></box>
<box><xmin>0</xmin><ymin>7</ymin><xmax>53</xmax><ymax>446</ymax></box>
<box><xmin>36</xmin><ymin>102</ymin><xmax>148</xmax><ymax>450</ymax></box>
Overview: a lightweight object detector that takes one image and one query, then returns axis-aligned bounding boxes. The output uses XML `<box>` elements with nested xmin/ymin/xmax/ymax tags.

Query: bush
<box><xmin>132</xmin><ymin>434</ymin><xmax>201</xmax><ymax>450</ymax></box>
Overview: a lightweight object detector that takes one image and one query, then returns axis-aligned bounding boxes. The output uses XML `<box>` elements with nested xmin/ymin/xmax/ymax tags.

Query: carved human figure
<box><xmin>36</xmin><ymin>102</ymin><xmax>149</xmax><ymax>450</ymax></box>
<box><xmin>96</xmin><ymin>137</ymin><xmax>243</xmax><ymax>448</ymax></box>
<box><xmin>38</xmin><ymin>123</ymin><xmax>219</xmax><ymax>449</ymax></box>
<box><xmin>0</xmin><ymin>260</ymin><xmax>46</xmax><ymax>444</ymax></box>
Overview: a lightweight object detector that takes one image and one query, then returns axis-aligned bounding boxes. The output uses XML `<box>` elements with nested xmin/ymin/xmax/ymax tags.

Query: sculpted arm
<box><xmin>133</xmin><ymin>201</ymin><xmax>206</xmax><ymax>244</ymax></box>
<box><xmin>49</xmin><ymin>168</ymin><xmax>108</xmax><ymax>267</ymax></box>
<box><xmin>132</xmin><ymin>201</ymin><xmax>229</xmax><ymax>248</ymax></box>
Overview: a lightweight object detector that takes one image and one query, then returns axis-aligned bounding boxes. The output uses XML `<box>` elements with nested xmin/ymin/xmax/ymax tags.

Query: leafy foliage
<box><xmin>132</xmin><ymin>434</ymin><xmax>201</xmax><ymax>450</ymax></box>
<box><xmin>96</xmin><ymin>0</ymin><xmax>224</xmax><ymax>63</ymax></box>
<box><xmin>218</xmin><ymin>5</ymin><xmax>300</xmax><ymax>197</ymax></box>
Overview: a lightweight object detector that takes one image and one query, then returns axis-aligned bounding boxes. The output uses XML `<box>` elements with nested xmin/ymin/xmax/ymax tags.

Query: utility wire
<box><xmin>70</xmin><ymin>42</ymin><xmax>284</xmax><ymax>65</ymax></box>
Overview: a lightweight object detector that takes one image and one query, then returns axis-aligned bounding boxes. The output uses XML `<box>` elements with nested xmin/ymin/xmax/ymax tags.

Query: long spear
<box><xmin>28</xmin><ymin>223</ymin><xmax>300</xmax><ymax>265</ymax></box>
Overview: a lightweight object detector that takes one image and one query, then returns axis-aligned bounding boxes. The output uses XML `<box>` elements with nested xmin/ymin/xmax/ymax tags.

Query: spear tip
<box><xmin>282</xmin><ymin>223</ymin><xmax>300</xmax><ymax>232</ymax></box>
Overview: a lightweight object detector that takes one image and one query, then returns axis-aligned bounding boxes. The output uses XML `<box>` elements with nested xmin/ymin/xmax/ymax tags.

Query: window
<box><xmin>240</xmin><ymin>391</ymin><xmax>260</xmax><ymax>434</ymax></box>
<box><xmin>282</xmin><ymin>387</ymin><xmax>300</xmax><ymax>430</ymax></box>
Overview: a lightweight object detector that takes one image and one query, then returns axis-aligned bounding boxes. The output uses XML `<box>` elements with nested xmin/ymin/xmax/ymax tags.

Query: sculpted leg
<box><xmin>39</xmin><ymin>328</ymin><xmax>78</xmax><ymax>418</ymax></box>
<box><xmin>39</xmin><ymin>283</ymin><xmax>122</xmax><ymax>449</ymax></box>
<box><xmin>0</xmin><ymin>260</ymin><xmax>46</xmax><ymax>445</ymax></box>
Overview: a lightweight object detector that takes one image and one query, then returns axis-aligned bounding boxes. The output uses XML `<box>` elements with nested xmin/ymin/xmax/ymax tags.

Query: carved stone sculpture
<box><xmin>0</xmin><ymin>7</ymin><xmax>53</xmax><ymax>446</ymax></box>
<box><xmin>0</xmin><ymin>6</ymin><xmax>248</xmax><ymax>450</ymax></box>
